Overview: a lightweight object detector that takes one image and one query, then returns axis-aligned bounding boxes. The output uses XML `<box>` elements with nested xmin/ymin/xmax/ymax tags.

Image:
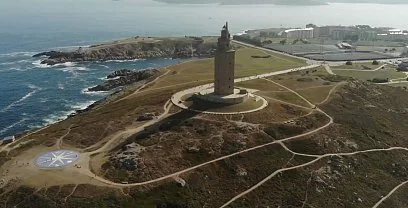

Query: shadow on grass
<box><xmin>184</xmin><ymin>96</ymin><xmax>234</xmax><ymax>112</ymax></box>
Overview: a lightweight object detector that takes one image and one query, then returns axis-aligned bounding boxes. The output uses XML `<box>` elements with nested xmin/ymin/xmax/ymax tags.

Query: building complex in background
<box><xmin>279</xmin><ymin>25</ymin><xmax>408</xmax><ymax>42</ymax></box>
<box><xmin>285</xmin><ymin>28</ymin><xmax>314</xmax><ymax>39</ymax></box>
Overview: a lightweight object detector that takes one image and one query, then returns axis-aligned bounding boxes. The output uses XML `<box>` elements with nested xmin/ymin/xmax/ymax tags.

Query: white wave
<box><xmin>105</xmin><ymin>58</ymin><xmax>144</xmax><ymax>63</ymax></box>
<box><xmin>0</xmin><ymin>51</ymin><xmax>37</xmax><ymax>58</ymax></box>
<box><xmin>0</xmin><ymin>67</ymin><xmax>25</xmax><ymax>72</ymax></box>
<box><xmin>0</xmin><ymin>85</ymin><xmax>42</xmax><ymax>113</ymax></box>
<box><xmin>81</xmin><ymin>87</ymin><xmax>109</xmax><ymax>96</ymax></box>
<box><xmin>70</xmin><ymin>100</ymin><xmax>97</xmax><ymax>110</ymax></box>
<box><xmin>57</xmin><ymin>83</ymin><xmax>65</xmax><ymax>90</ymax></box>
<box><xmin>0</xmin><ymin>59</ymin><xmax>32</xmax><ymax>66</ymax></box>
<box><xmin>32</xmin><ymin>60</ymin><xmax>78</xmax><ymax>69</ymax></box>
<box><xmin>39</xmin><ymin>98</ymin><xmax>48</xmax><ymax>103</ymax></box>
<box><xmin>42</xmin><ymin>100</ymin><xmax>96</xmax><ymax>126</ymax></box>
<box><xmin>42</xmin><ymin>110</ymin><xmax>75</xmax><ymax>126</ymax></box>
<box><xmin>98</xmin><ymin>64</ymin><xmax>110</xmax><ymax>69</ymax></box>
<box><xmin>54</xmin><ymin>62</ymin><xmax>77</xmax><ymax>67</ymax></box>
<box><xmin>63</xmin><ymin>66</ymin><xmax>87</xmax><ymax>71</ymax></box>
<box><xmin>106</xmin><ymin>76</ymin><xmax>121</xmax><ymax>81</ymax></box>
<box><xmin>32</xmin><ymin>60</ymin><xmax>51</xmax><ymax>68</ymax></box>
<box><xmin>0</xmin><ymin>117</ymin><xmax>28</xmax><ymax>136</ymax></box>
<box><xmin>98</xmin><ymin>75</ymin><xmax>120</xmax><ymax>81</ymax></box>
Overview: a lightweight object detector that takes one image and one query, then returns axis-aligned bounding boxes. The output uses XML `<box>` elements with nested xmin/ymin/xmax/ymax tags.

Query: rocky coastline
<box><xmin>88</xmin><ymin>69</ymin><xmax>159</xmax><ymax>92</ymax></box>
<box><xmin>33</xmin><ymin>36</ymin><xmax>217</xmax><ymax>65</ymax></box>
<box><xmin>66</xmin><ymin>68</ymin><xmax>159</xmax><ymax>118</ymax></box>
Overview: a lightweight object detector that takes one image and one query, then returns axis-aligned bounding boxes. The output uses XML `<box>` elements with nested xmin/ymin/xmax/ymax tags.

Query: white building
<box><xmin>285</xmin><ymin>28</ymin><xmax>314</xmax><ymax>39</ymax></box>
<box><xmin>376</xmin><ymin>29</ymin><xmax>408</xmax><ymax>40</ymax></box>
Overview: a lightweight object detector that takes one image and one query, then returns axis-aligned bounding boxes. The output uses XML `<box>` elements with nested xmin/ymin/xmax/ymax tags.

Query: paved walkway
<box><xmin>324</xmin><ymin>64</ymin><xmax>335</xmax><ymax>75</ymax></box>
<box><xmin>171</xmin><ymin>90</ymin><xmax>269</xmax><ymax>115</ymax></box>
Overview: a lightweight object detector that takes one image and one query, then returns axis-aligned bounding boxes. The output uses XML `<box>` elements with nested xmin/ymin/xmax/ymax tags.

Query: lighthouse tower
<box><xmin>214</xmin><ymin>22</ymin><xmax>236</xmax><ymax>95</ymax></box>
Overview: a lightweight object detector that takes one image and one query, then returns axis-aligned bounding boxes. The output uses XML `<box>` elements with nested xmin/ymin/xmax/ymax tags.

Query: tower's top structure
<box><xmin>217</xmin><ymin>22</ymin><xmax>232</xmax><ymax>52</ymax></box>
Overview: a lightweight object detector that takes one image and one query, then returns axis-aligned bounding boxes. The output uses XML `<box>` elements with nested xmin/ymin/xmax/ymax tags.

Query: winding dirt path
<box><xmin>318</xmin><ymin>81</ymin><xmax>347</xmax><ymax>105</ymax></box>
<box><xmin>218</xmin><ymin>80</ymin><xmax>405</xmax><ymax>208</ymax></box>
<box><xmin>261</xmin><ymin>78</ymin><xmax>316</xmax><ymax>108</ymax></box>
<box><xmin>372</xmin><ymin>180</ymin><xmax>408</xmax><ymax>208</ymax></box>
<box><xmin>55</xmin><ymin>125</ymin><xmax>73</xmax><ymax>150</ymax></box>
<box><xmin>220</xmin><ymin>145</ymin><xmax>408</xmax><ymax>208</ymax></box>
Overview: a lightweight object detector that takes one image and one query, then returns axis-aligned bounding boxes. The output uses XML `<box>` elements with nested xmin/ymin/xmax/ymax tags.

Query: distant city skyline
<box><xmin>154</xmin><ymin>0</ymin><xmax>408</xmax><ymax>5</ymax></box>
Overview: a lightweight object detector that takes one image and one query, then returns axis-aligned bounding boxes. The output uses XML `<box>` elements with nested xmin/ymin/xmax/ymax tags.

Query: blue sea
<box><xmin>1</xmin><ymin>0</ymin><xmax>408</xmax><ymax>138</ymax></box>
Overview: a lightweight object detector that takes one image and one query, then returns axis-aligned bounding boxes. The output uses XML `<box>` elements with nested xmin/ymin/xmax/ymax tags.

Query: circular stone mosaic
<box><xmin>34</xmin><ymin>150</ymin><xmax>80</xmax><ymax>169</ymax></box>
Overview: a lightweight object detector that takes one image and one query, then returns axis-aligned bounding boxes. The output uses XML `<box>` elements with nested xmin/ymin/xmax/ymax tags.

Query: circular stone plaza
<box><xmin>172</xmin><ymin>85</ymin><xmax>268</xmax><ymax>115</ymax></box>
<box><xmin>34</xmin><ymin>150</ymin><xmax>80</xmax><ymax>169</ymax></box>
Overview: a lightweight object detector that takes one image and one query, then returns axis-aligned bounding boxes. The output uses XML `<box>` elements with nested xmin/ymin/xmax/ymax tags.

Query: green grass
<box><xmin>334</xmin><ymin>69</ymin><xmax>406</xmax><ymax>81</ymax></box>
<box><xmin>310</xmin><ymin>66</ymin><xmax>331</xmax><ymax>76</ymax></box>
<box><xmin>152</xmin><ymin>46</ymin><xmax>307</xmax><ymax>90</ymax></box>
<box><xmin>258</xmin><ymin>91</ymin><xmax>310</xmax><ymax>108</ymax></box>
<box><xmin>234</xmin><ymin>47</ymin><xmax>307</xmax><ymax>77</ymax></box>
<box><xmin>235</xmin><ymin>78</ymin><xmax>284</xmax><ymax>91</ymax></box>
<box><xmin>331</xmin><ymin>62</ymin><xmax>381</xmax><ymax>70</ymax></box>
<box><xmin>296</xmin><ymin>85</ymin><xmax>334</xmax><ymax>104</ymax></box>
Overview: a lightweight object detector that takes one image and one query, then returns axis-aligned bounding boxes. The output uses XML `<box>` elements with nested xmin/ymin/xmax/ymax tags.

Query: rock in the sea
<box><xmin>88</xmin><ymin>69</ymin><xmax>159</xmax><ymax>92</ymax></box>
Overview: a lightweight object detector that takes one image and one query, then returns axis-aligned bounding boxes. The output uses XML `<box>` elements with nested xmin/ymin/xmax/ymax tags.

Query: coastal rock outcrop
<box><xmin>33</xmin><ymin>36</ymin><xmax>217</xmax><ymax>65</ymax></box>
<box><xmin>88</xmin><ymin>69</ymin><xmax>159</xmax><ymax>92</ymax></box>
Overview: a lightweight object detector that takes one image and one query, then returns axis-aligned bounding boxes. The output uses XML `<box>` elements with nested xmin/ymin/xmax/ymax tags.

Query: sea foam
<box><xmin>81</xmin><ymin>87</ymin><xmax>109</xmax><ymax>96</ymax></box>
<box><xmin>0</xmin><ymin>52</ymin><xmax>37</xmax><ymax>58</ymax></box>
<box><xmin>0</xmin><ymin>117</ymin><xmax>28</xmax><ymax>136</ymax></box>
<box><xmin>42</xmin><ymin>100</ymin><xmax>97</xmax><ymax>126</ymax></box>
<box><xmin>0</xmin><ymin>85</ymin><xmax>42</xmax><ymax>113</ymax></box>
<box><xmin>32</xmin><ymin>60</ymin><xmax>51</xmax><ymax>68</ymax></box>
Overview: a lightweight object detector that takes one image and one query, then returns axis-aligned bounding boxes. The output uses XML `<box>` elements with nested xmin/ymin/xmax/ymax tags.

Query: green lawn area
<box><xmin>257</xmin><ymin>91</ymin><xmax>310</xmax><ymax>108</ymax></box>
<box><xmin>334</xmin><ymin>69</ymin><xmax>406</xmax><ymax>81</ymax></box>
<box><xmin>296</xmin><ymin>86</ymin><xmax>334</xmax><ymax>104</ymax></box>
<box><xmin>331</xmin><ymin>62</ymin><xmax>381</xmax><ymax>70</ymax></box>
<box><xmin>150</xmin><ymin>46</ymin><xmax>307</xmax><ymax>90</ymax></box>
<box><xmin>310</xmin><ymin>66</ymin><xmax>331</xmax><ymax>76</ymax></box>
<box><xmin>234</xmin><ymin>46</ymin><xmax>307</xmax><ymax>77</ymax></box>
<box><xmin>236</xmin><ymin>78</ymin><xmax>284</xmax><ymax>91</ymax></box>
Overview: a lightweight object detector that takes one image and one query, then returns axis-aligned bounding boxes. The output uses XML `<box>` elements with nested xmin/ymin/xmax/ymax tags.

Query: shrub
<box><xmin>369</xmin><ymin>78</ymin><xmax>389</xmax><ymax>83</ymax></box>
<box><xmin>372</xmin><ymin>60</ymin><xmax>379</xmax><ymax>65</ymax></box>
<box><xmin>346</xmin><ymin>61</ymin><xmax>353</xmax><ymax>65</ymax></box>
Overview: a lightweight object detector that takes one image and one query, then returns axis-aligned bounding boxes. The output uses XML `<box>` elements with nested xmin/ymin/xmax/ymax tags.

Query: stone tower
<box><xmin>214</xmin><ymin>22</ymin><xmax>236</xmax><ymax>95</ymax></box>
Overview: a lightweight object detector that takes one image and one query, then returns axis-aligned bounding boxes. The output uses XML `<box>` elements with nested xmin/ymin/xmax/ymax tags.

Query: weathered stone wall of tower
<box><xmin>214</xmin><ymin>50</ymin><xmax>235</xmax><ymax>95</ymax></box>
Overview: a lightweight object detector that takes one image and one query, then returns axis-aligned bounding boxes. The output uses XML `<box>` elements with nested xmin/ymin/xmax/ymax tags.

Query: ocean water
<box><xmin>0</xmin><ymin>52</ymin><xmax>181</xmax><ymax>138</ymax></box>
<box><xmin>1</xmin><ymin>0</ymin><xmax>408</xmax><ymax>138</ymax></box>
